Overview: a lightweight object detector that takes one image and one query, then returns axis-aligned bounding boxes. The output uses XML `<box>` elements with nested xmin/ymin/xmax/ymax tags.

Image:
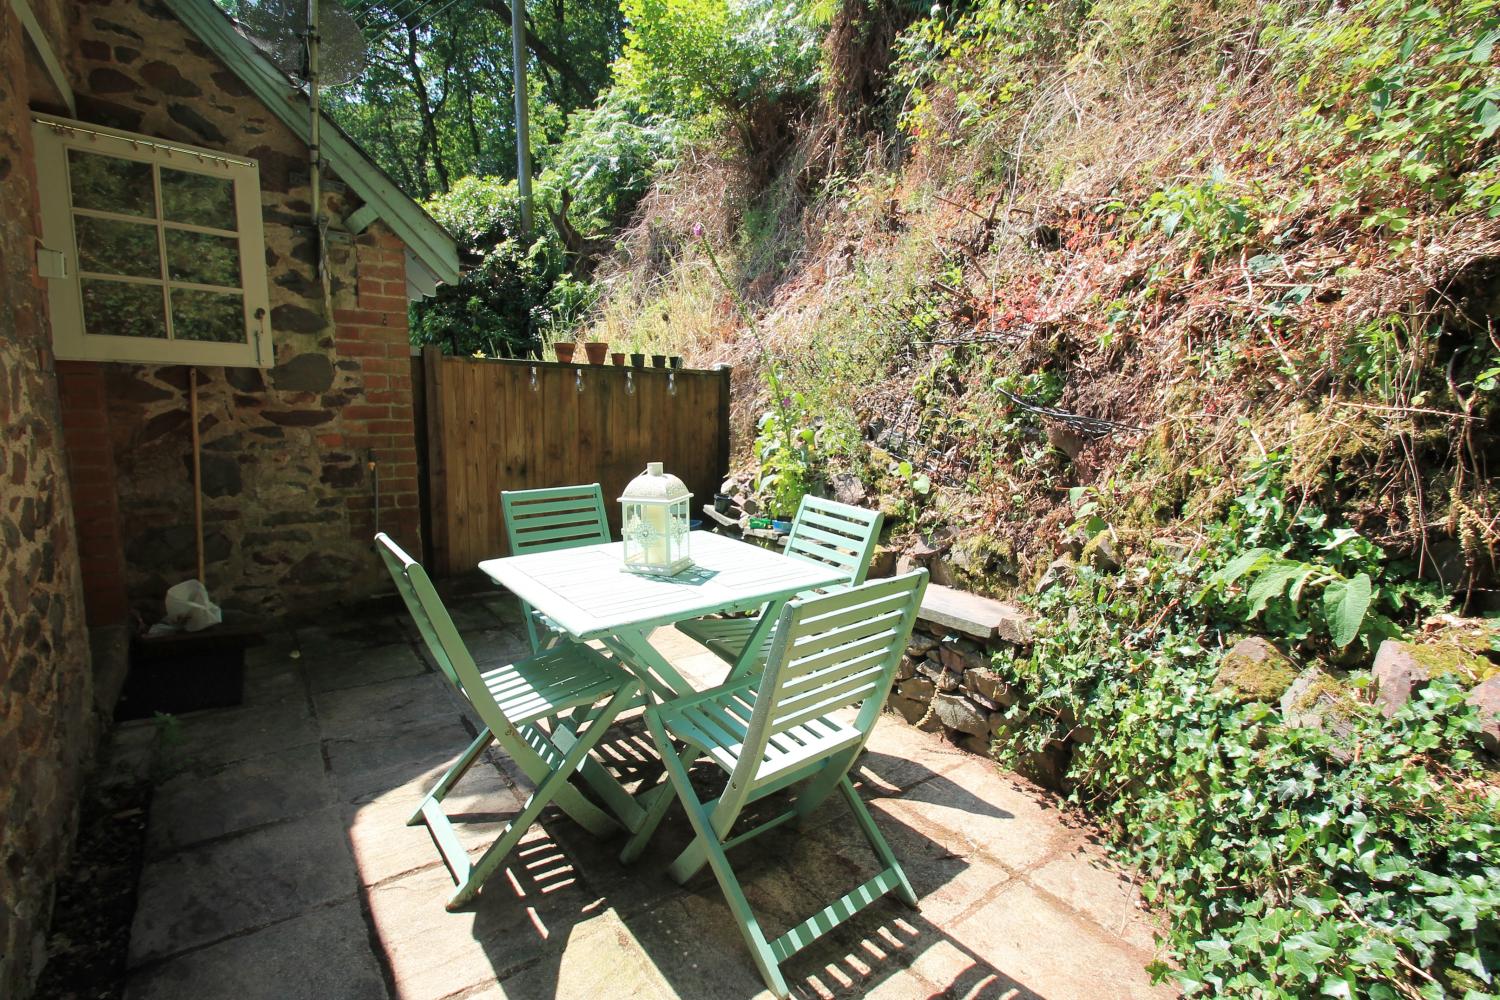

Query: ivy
<box><xmin>992</xmin><ymin>461</ymin><xmax>1499</xmax><ymax>997</ymax></box>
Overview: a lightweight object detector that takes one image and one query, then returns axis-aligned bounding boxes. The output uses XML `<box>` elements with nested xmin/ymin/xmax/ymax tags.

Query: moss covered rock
<box><xmin>1280</xmin><ymin>665</ymin><xmax>1361</xmax><ymax>740</ymax></box>
<box><xmin>1216</xmin><ymin>637</ymin><xmax>1299</xmax><ymax>704</ymax></box>
<box><xmin>1373</xmin><ymin>637</ymin><xmax>1496</xmax><ymax>718</ymax></box>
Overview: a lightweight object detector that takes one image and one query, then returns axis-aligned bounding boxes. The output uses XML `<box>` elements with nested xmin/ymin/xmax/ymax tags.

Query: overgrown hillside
<box><xmin>556</xmin><ymin>0</ymin><xmax>1500</xmax><ymax>994</ymax></box>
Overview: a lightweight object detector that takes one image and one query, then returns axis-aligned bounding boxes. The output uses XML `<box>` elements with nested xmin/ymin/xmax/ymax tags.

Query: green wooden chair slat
<box><xmin>676</xmin><ymin>496</ymin><xmax>884</xmax><ymax>675</ymax></box>
<box><xmin>622</xmin><ymin>570</ymin><xmax>929</xmax><ymax>997</ymax></box>
<box><xmin>500</xmin><ymin>484</ymin><xmax>612</xmax><ymax>652</ymax></box>
<box><xmin>375</xmin><ymin>532</ymin><xmax>640</xmax><ymax>910</ymax></box>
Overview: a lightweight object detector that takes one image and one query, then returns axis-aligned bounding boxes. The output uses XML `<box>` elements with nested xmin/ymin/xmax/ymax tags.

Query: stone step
<box><xmin>919</xmin><ymin>583</ymin><xmax>1031</xmax><ymax>644</ymax></box>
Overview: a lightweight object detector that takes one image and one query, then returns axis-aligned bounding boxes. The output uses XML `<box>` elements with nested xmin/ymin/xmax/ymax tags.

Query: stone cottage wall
<box><xmin>0</xmin><ymin>1</ymin><xmax>98</xmax><ymax>994</ymax></box>
<box><xmin>62</xmin><ymin>0</ymin><xmax>423</xmax><ymax>619</ymax></box>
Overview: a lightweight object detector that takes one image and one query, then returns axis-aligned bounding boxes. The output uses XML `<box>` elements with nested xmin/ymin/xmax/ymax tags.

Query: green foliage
<box><xmin>991</xmin><ymin>461</ymin><xmax>1495</xmax><ymax>997</ymax></box>
<box><xmin>618</xmin><ymin>0</ymin><xmax>822</xmax><ymax>150</ymax></box>
<box><xmin>1266</xmin><ymin>0</ymin><xmax>1500</xmax><ymax>220</ymax></box>
<box><xmin>752</xmin><ymin>392</ymin><xmax>825</xmax><ymax>518</ymax></box>
<box><xmin>413</xmin><ymin>177</ymin><xmax>566</xmax><ymax>355</ymax></box>
<box><xmin>546</xmin><ymin>89</ymin><xmax>682</xmax><ymax>235</ymax></box>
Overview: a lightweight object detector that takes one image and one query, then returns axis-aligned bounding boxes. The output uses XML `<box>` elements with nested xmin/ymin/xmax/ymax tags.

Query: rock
<box><xmin>867</xmin><ymin>544</ymin><xmax>898</xmax><ymax>579</ymax></box>
<box><xmin>1044</xmin><ymin>420</ymin><xmax>1086</xmax><ymax>461</ymax></box>
<box><xmin>167</xmin><ymin>103</ymin><xmax>227</xmax><ymax>144</ymax></box>
<box><xmin>1216</xmin><ymin>637</ymin><xmax>1298</xmax><ymax>704</ymax></box>
<box><xmin>1036</xmin><ymin>555</ymin><xmax>1076</xmax><ymax>592</ymax></box>
<box><xmin>831</xmin><ymin>473</ymin><xmax>867</xmax><ymax>506</ymax></box>
<box><xmin>1015</xmin><ymin>741</ymin><xmax>1071</xmax><ymax>791</ymax></box>
<box><xmin>955</xmin><ymin>732</ymin><xmax>992</xmax><ymax>756</ymax></box>
<box><xmin>1467</xmin><ymin>677</ymin><xmax>1500</xmax><ymax>755</ymax></box>
<box><xmin>1372</xmin><ymin>638</ymin><xmax>1494</xmax><ymax>718</ymax></box>
<box><xmin>270</xmin><ymin>303</ymin><xmax>326</xmax><ymax>334</ymax></box>
<box><xmin>270</xmin><ymin>353</ymin><xmax>335</xmax><ymax>394</ymax></box>
<box><xmin>892</xmin><ymin>677</ymin><xmax>940</xmax><ymax>730</ymax></box>
<box><xmin>1152</xmin><ymin>537</ymin><xmax>1191</xmax><ymax>561</ymax></box>
<box><xmin>1280</xmin><ymin>665</ymin><xmax>1358</xmax><ymax>740</ymax></box>
<box><xmin>907</xmin><ymin>536</ymin><xmax>944</xmax><ymax>560</ymax></box>
<box><xmin>964</xmin><ymin>667</ymin><xmax>1016</xmax><ymax>708</ymax></box>
<box><xmin>896</xmin><ymin>553</ymin><xmax>923</xmax><ymax>575</ymax></box>
<box><xmin>1079</xmin><ymin>529</ymin><xmax>1121</xmax><ymax>571</ymax></box>
<box><xmin>896</xmin><ymin>656</ymin><xmax>919</xmax><ymax>682</ymax></box>
<box><xmin>906</xmin><ymin>633</ymin><xmax>939</xmax><ymax>657</ymax></box>
<box><xmin>938</xmin><ymin>635</ymin><xmax>984</xmax><ymax>674</ymax></box>
<box><xmin>931</xmin><ymin>694</ymin><xmax>989</xmax><ymax>737</ymax></box>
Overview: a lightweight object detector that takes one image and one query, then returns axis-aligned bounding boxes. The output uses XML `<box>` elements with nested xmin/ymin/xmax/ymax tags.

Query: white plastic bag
<box><xmin>163</xmin><ymin>579</ymin><xmax>222</xmax><ymax>632</ymax></box>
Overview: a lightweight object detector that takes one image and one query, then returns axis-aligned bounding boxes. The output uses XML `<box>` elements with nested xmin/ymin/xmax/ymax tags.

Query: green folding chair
<box><xmin>622</xmin><ymin>570</ymin><xmax>929</xmax><ymax>998</ymax></box>
<box><xmin>500</xmin><ymin>484</ymin><xmax>613</xmax><ymax>652</ymax></box>
<box><xmin>677</xmin><ymin>495</ymin><xmax>883</xmax><ymax>677</ymax></box>
<box><xmin>375</xmin><ymin>532</ymin><xmax>641</xmax><ymax>910</ymax></box>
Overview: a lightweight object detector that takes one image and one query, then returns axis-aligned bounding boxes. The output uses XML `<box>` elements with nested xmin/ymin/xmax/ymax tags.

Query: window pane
<box><xmin>68</xmin><ymin>150</ymin><xmax>155</xmax><ymax>217</ymax></box>
<box><xmin>161</xmin><ymin>168</ymin><xmax>236</xmax><ymax>230</ymax></box>
<box><xmin>82</xmin><ymin>279</ymin><xmax>167</xmax><ymax>339</ymax></box>
<box><xmin>165</xmin><ymin>229</ymin><xmax>241</xmax><ymax>287</ymax></box>
<box><xmin>74</xmin><ymin>216</ymin><xmax>161</xmax><ymax>278</ymax></box>
<box><xmin>171</xmin><ymin>288</ymin><xmax>244</xmax><ymax>343</ymax></box>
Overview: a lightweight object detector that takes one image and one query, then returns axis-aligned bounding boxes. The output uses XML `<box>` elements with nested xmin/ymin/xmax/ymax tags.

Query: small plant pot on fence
<box><xmin>583</xmin><ymin>342</ymin><xmax>609</xmax><ymax>365</ymax></box>
<box><xmin>553</xmin><ymin>343</ymin><xmax>576</xmax><ymax>363</ymax></box>
<box><xmin>611</xmin><ymin>352</ymin><xmax>626</xmax><ymax>365</ymax></box>
<box><xmin>714</xmin><ymin>492</ymin><xmax>733</xmax><ymax>514</ymax></box>
<box><xmin>630</xmin><ymin>353</ymin><xmax>646</xmax><ymax>367</ymax></box>
<box><xmin>670</xmin><ymin>356</ymin><xmax>684</xmax><ymax>369</ymax></box>
<box><xmin>652</xmin><ymin>354</ymin><xmax>668</xmax><ymax>368</ymax></box>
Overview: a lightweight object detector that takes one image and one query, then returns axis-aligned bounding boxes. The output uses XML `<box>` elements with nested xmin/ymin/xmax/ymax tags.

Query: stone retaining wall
<box><xmin>885</xmin><ymin>614</ymin><xmax>1073</xmax><ymax>790</ymax></box>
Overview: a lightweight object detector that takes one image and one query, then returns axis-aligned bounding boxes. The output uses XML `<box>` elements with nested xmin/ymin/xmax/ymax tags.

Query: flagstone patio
<box><xmin>110</xmin><ymin>588</ymin><xmax>1176</xmax><ymax>1000</ymax></box>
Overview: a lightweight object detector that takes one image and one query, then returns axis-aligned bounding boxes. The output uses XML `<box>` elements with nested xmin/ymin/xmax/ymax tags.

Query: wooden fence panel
<box><xmin>422</xmin><ymin>347</ymin><xmax>732</xmax><ymax>576</ymax></box>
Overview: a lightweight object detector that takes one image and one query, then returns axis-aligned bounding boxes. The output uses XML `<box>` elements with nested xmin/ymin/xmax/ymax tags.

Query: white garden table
<box><xmin>479</xmin><ymin>530</ymin><xmax>847</xmax><ymax>703</ymax></box>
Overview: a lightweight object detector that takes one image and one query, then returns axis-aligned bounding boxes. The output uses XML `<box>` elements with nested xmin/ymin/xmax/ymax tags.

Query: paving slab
<box><xmin>162</xmin><ymin>699</ymin><xmax>319</xmax><ymax>772</ymax></box>
<box><xmin>306</xmin><ymin>642</ymin><xmax>429</xmax><ymax>693</ymax></box>
<box><xmin>314</xmin><ymin>671</ymin><xmax>462</xmax><ymax>741</ymax></box>
<box><xmin>937</xmin><ymin>881</ymin><xmax>1171</xmax><ymax>999</ymax></box>
<box><xmin>1030</xmin><ymin>851</ymin><xmax>1163</xmax><ymax>953</ymax></box>
<box><xmin>365</xmin><ymin>834</ymin><xmax>599</xmax><ymax>1000</ymax></box>
<box><xmin>128</xmin><ymin>808</ymin><xmax>357</xmax><ymax>965</ymax></box>
<box><xmin>324</xmin><ymin>717</ymin><xmax>478</xmax><ymax>802</ymax></box>
<box><xmin>297</xmin><ymin>618</ymin><xmax>410</xmax><ymax>657</ymax></box>
<box><xmin>346</xmin><ymin>755</ymin><xmax>524</xmax><ymax>887</ymax></box>
<box><xmin>124</xmin><ymin>900</ymin><xmax>386</xmax><ymax>1000</ymax></box>
<box><xmin>147</xmin><ymin>742</ymin><xmax>332</xmax><ymax>857</ymax></box>
<box><xmin>466</xmin><ymin>909</ymin><xmax>676</xmax><ymax>1000</ymax></box>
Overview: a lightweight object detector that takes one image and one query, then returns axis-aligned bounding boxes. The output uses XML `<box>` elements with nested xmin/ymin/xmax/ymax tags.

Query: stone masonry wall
<box><xmin>66</xmin><ymin>0</ymin><xmax>422</xmax><ymax>619</ymax></box>
<box><xmin>886</xmin><ymin>616</ymin><xmax>1074</xmax><ymax>790</ymax></box>
<box><xmin>1</xmin><ymin>0</ymin><xmax>98</xmax><ymax>994</ymax></box>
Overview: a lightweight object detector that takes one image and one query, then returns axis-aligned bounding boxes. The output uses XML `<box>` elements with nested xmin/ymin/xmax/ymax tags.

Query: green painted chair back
<box><xmin>783</xmin><ymin>496</ymin><xmax>884</xmax><ymax>588</ymax></box>
<box><xmin>376</xmin><ymin>532</ymin><xmax>468</xmax><ymax>693</ymax></box>
<box><xmin>500</xmin><ymin>484</ymin><xmax>611</xmax><ymax>555</ymax></box>
<box><xmin>737</xmin><ymin>569</ymin><xmax>928</xmax><ymax>790</ymax></box>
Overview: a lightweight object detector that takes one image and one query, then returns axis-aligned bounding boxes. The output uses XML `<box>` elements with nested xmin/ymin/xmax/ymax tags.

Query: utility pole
<box><xmin>511</xmin><ymin>0</ymin><xmax>533</xmax><ymax>235</ymax></box>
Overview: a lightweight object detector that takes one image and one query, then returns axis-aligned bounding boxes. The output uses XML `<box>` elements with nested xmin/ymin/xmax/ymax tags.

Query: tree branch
<box><xmin>473</xmin><ymin>0</ymin><xmax>591</xmax><ymax>102</ymax></box>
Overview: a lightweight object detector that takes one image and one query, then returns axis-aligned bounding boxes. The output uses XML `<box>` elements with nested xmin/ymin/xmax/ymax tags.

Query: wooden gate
<box><xmin>422</xmin><ymin>346</ymin><xmax>732</xmax><ymax>576</ymax></box>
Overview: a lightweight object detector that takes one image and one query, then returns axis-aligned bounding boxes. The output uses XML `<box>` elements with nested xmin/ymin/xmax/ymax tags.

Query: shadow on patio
<box><xmin>114</xmin><ymin>589</ymin><xmax>1172</xmax><ymax>1000</ymax></box>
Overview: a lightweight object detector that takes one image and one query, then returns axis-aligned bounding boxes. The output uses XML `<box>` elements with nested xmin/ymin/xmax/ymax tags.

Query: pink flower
<box><xmin>692</xmin><ymin>222</ymin><xmax>704</xmax><ymax>238</ymax></box>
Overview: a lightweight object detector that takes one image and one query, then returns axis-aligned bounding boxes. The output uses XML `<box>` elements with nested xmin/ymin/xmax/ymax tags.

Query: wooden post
<box><xmin>423</xmin><ymin>345</ymin><xmax>449</xmax><ymax>574</ymax></box>
<box><xmin>189</xmin><ymin>366</ymin><xmax>205</xmax><ymax>584</ymax></box>
<box><xmin>715</xmin><ymin>364</ymin><xmax>732</xmax><ymax>491</ymax></box>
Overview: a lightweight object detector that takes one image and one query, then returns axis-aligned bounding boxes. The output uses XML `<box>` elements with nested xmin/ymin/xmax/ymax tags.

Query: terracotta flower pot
<box><xmin>553</xmin><ymin>343</ymin><xmax>576</xmax><ymax>363</ymax></box>
<box><xmin>611</xmin><ymin>352</ymin><xmax>626</xmax><ymax>366</ymax></box>
<box><xmin>583</xmin><ymin>341</ymin><xmax>609</xmax><ymax>365</ymax></box>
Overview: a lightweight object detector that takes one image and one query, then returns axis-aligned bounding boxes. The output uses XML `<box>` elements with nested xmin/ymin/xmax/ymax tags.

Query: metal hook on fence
<box><xmin>529</xmin><ymin>366</ymin><xmax>538</xmax><ymax>392</ymax></box>
<box><xmin>576</xmin><ymin>367</ymin><xmax>584</xmax><ymax>393</ymax></box>
<box><xmin>667</xmin><ymin>372</ymin><xmax>677</xmax><ymax>397</ymax></box>
<box><xmin>625</xmin><ymin>370</ymin><xmax>635</xmax><ymax>396</ymax></box>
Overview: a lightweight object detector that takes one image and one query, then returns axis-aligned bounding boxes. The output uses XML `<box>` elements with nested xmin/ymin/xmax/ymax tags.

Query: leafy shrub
<box><xmin>617</xmin><ymin>0</ymin><xmax>822</xmax><ymax>153</ymax></box>
<box><xmin>1266</xmin><ymin>0</ymin><xmax>1500</xmax><ymax>220</ymax></box>
<box><xmin>545</xmin><ymin>88</ymin><xmax>683</xmax><ymax>237</ymax></box>
<box><xmin>991</xmin><ymin>461</ymin><xmax>1497</xmax><ymax>997</ymax></box>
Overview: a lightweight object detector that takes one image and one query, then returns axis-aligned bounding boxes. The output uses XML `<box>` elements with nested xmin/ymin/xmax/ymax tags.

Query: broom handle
<box><xmin>189</xmin><ymin>366</ymin><xmax>205</xmax><ymax>585</ymax></box>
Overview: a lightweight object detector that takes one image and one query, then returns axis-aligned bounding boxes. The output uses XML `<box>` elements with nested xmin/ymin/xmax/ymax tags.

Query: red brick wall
<box><xmin>55</xmin><ymin>362</ymin><xmax>128</xmax><ymax>627</ymax></box>
<box><xmin>335</xmin><ymin>230</ymin><xmax>422</xmax><ymax>552</ymax></box>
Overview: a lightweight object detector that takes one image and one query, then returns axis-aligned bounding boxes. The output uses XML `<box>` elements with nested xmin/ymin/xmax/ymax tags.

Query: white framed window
<box><xmin>32</xmin><ymin>114</ymin><xmax>272</xmax><ymax>368</ymax></box>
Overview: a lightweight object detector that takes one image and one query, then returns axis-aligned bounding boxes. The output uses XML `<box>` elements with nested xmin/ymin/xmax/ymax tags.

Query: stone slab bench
<box><xmin>919</xmin><ymin>583</ymin><xmax>1031</xmax><ymax>644</ymax></box>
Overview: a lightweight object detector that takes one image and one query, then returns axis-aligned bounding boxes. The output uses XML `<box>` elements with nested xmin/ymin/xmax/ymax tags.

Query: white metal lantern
<box><xmin>619</xmin><ymin>462</ymin><xmax>693</xmax><ymax>576</ymax></box>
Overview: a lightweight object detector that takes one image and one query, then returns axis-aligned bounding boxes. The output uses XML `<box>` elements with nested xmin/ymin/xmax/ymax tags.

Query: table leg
<box><xmin>601</xmin><ymin>626</ymin><xmax>698</xmax><ymax>701</ymax></box>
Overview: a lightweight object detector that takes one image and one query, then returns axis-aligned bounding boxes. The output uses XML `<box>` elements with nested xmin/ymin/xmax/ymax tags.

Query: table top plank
<box><xmin>480</xmin><ymin>531</ymin><xmax>847</xmax><ymax>640</ymax></box>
